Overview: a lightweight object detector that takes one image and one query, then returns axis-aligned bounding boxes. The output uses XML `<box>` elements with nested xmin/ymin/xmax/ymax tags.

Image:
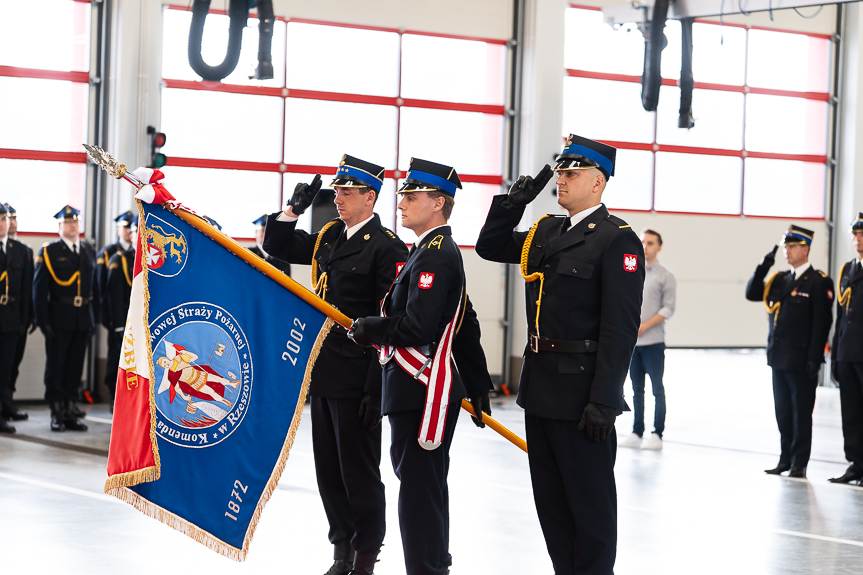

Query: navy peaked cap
<box><xmin>554</xmin><ymin>134</ymin><xmax>617</xmax><ymax>178</ymax></box>
<box><xmin>399</xmin><ymin>158</ymin><xmax>462</xmax><ymax>196</ymax></box>
<box><xmin>331</xmin><ymin>154</ymin><xmax>386</xmax><ymax>193</ymax></box>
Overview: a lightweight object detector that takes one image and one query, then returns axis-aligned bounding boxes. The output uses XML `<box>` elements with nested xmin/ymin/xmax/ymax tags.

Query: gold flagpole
<box><xmin>85</xmin><ymin>145</ymin><xmax>527</xmax><ymax>454</ymax></box>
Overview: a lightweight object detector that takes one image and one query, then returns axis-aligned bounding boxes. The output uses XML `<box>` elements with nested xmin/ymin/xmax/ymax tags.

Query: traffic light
<box><xmin>147</xmin><ymin>126</ymin><xmax>167</xmax><ymax>169</ymax></box>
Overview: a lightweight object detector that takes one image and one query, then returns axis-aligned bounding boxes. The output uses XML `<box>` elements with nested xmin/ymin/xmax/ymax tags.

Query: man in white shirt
<box><xmin>620</xmin><ymin>229</ymin><xmax>676</xmax><ymax>451</ymax></box>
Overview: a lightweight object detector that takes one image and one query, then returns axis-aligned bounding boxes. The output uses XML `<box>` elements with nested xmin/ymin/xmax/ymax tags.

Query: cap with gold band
<box><xmin>54</xmin><ymin>205</ymin><xmax>81</xmax><ymax>221</ymax></box>
<box><xmin>114</xmin><ymin>210</ymin><xmax>134</xmax><ymax>228</ymax></box>
<box><xmin>0</xmin><ymin>203</ymin><xmax>7</xmax><ymax>216</ymax></box>
<box><xmin>852</xmin><ymin>212</ymin><xmax>863</xmax><ymax>232</ymax></box>
<box><xmin>554</xmin><ymin>134</ymin><xmax>616</xmax><ymax>179</ymax></box>
<box><xmin>782</xmin><ymin>224</ymin><xmax>815</xmax><ymax>246</ymax></box>
<box><xmin>4</xmin><ymin>203</ymin><xmax>15</xmax><ymax>217</ymax></box>
<box><xmin>331</xmin><ymin>154</ymin><xmax>385</xmax><ymax>193</ymax></box>
<box><xmin>398</xmin><ymin>158</ymin><xmax>462</xmax><ymax>196</ymax></box>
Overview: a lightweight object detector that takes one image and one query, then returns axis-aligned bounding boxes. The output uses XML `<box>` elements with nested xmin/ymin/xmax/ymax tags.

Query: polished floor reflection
<box><xmin>1</xmin><ymin>349</ymin><xmax>861</xmax><ymax>574</ymax></box>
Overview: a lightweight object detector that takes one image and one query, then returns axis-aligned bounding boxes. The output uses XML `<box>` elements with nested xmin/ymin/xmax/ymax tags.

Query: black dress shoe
<box><xmin>1</xmin><ymin>400</ymin><xmax>28</xmax><ymax>421</ymax></box>
<box><xmin>0</xmin><ymin>419</ymin><xmax>15</xmax><ymax>434</ymax></box>
<box><xmin>765</xmin><ymin>463</ymin><xmax>791</xmax><ymax>475</ymax></box>
<box><xmin>50</xmin><ymin>403</ymin><xmax>66</xmax><ymax>432</ymax></box>
<box><xmin>63</xmin><ymin>415</ymin><xmax>88</xmax><ymax>432</ymax></box>
<box><xmin>828</xmin><ymin>465</ymin><xmax>863</xmax><ymax>484</ymax></box>
<box><xmin>788</xmin><ymin>466</ymin><xmax>807</xmax><ymax>478</ymax></box>
<box><xmin>69</xmin><ymin>402</ymin><xmax>86</xmax><ymax>419</ymax></box>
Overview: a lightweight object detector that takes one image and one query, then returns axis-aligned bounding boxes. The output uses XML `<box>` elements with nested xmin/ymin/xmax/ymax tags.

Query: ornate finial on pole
<box><xmin>83</xmin><ymin>144</ymin><xmax>145</xmax><ymax>188</ymax></box>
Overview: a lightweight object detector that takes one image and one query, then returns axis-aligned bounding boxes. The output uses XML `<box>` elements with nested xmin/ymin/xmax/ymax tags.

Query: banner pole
<box><xmin>165</xmin><ymin>205</ymin><xmax>528</xmax><ymax>453</ymax></box>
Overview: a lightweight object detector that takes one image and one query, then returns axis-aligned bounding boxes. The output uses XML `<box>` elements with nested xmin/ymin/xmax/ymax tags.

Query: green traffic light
<box><xmin>153</xmin><ymin>153</ymin><xmax>167</xmax><ymax>168</ymax></box>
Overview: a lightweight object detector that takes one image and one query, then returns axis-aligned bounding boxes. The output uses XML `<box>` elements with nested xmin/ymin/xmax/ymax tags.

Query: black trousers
<box><xmin>104</xmin><ymin>331</ymin><xmax>123</xmax><ymax>401</ymax></box>
<box><xmin>43</xmin><ymin>329</ymin><xmax>91</xmax><ymax>403</ymax></box>
<box><xmin>311</xmin><ymin>396</ymin><xmax>386</xmax><ymax>553</ymax></box>
<box><xmin>771</xmin><ymin>368</ymin><xmax>818</xmax><ymax>468</ymax></box>
<box><xmin>526</xmin><ymin>414</ymin><xmax>617</xmax><ymax>575</ymax></box>
<box><xmin>388</xmin><ymin>407</ymin><xmax>459</xmax><ymax>575</ymax></box>
<box><xmin>836</xmin><ymin>362</ymin><xmax>863</xmax><ymax>465</ymax></box>
<box><xmin>9</xmin><ymin>329</ymin><xmax>27</xmax><ymax>394</ymax></box>
<box><xmin>0</xmin><ymin>331</ymin><xmax>20</xmax><ymax>401</ymax></box>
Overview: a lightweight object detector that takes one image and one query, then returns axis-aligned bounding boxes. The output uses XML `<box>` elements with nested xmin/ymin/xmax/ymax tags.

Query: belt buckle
<box><xmin>0</xmin><ymin>295</ymin><xmax>7</xmax><ymax>305</ymax></box>
<box><xmin>529</xmin><ymin>334</ymin><xmax>539</xmax><ymax>353</ymax></box>
<box><xmin>73</xmin><ymin>296</ymin><xmax>83</xmax><ymax>307</ymax></box>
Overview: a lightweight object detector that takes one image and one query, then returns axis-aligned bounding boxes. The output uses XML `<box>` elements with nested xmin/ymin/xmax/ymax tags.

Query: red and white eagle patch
<box><xmin>418</xmin><ymin>272</ymin><xmax>435</xmax><ymax>289</ymax></box>
<box><xmin>396</xmin><ymin>262</ymin><xmax>405</xmax><ymax>275</ymax></box>
<box><xmin>624</xmin><ymin>254</ymin><xmax>638</xmax><ymax>273</ymax></box>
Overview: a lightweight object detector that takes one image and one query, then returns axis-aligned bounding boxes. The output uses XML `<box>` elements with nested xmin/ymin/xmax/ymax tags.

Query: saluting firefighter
<box><xmin>829</xmin><ymin>212</ymin><xmax>863</xmax><ymax>484</ymax></box>
<box><xmin>476</xmin><ymin>135</ymin><xmax>644</xmax><ymax>575</ymax></box>
<box><xmin>745</xmin><ymin>226</ymin><xmax>834</xmax><ymax>479</ymax></box>
<box><xmin>96</xmin><ymin>211</ymin><xmax>134</xmax><ymax>407</ymax></box>
<box><xmin>0</xmin><ymin>203</ymin><xmax>33</xmax><ymax>433</ymax></box>
<box><xmin>33</xmin><ymin>206</ymin><xmax>97</xmax><ymax>432</ymax></box>
<box><xmin>349</xmin><ymin>158</ymin><xmax>494</xmax><ymax>575</ymax></box>
<box><xmin>249</xmin><ymin>215</ymin><xmax>291</xmax><ymax>275</ymax></box>
<box><xmin>104</xmin><ymin>215</ymin><xmax>138</xmax><ymax>406</ymax></box>
<box><xmin>2</xmin><ymin>203</ymin><xmax>33</xmax><ymax>423</ymax></box>
<box><xmin>263</xmin><ymin>155</ymin><xmax>409</xmax><ymax>575</ymax></box>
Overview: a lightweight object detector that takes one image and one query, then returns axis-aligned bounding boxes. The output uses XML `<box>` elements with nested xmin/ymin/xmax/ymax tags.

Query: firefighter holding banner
<box><xmin>263</xmin><ymin>154</ymin><xmax>408</xmax><ymax>575</ymax></box>
<box><xmin>349</xmin><ymin>158</ymin><xmax>494</xmax><ymax>575</ymax></box>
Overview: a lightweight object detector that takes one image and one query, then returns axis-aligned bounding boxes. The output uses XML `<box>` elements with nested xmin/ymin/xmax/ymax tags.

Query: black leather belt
<box><xmin>54</xmin><ymin>296</ymin><xmax>93</xmax><ymax>307</ymax></box>
<box><xmin>529</xmin><ymin>333</ymin><xmax>598</xmax><ymax>354</ymax></box>
<box><xmin>0</xmin><ymin>295</ymin><xmax>17</xmax><ymax>305</ymax></box>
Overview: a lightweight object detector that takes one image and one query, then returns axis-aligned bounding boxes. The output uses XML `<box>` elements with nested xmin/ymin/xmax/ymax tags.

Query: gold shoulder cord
<box><xmin>120</xmin><ymin>252</ymin><xmax>133</xmax><ymax>287</ymax></box>
<box><xmin>43</xmin><ymin>248</ymin><xmax>82</xmax><ymax>300</ymax></box>
<box><xmin>0</xmin><ymin>271</ymin><xmax>7</xmax><ymax>304</ymax></box>
<box><xmin>520</xmin><ymin>215</ymin><xmax>551</xmax><ymax>338</ymax></box>
<box><xmin>762</xmin><ymin>272</ymin><xmax>781</xmax><ymax>314</ymax></box>
<box><xmin>311</xmin><ymin>220</ymin><xmax>340</xmax><ymax>299</ymax></box>
<box><xmin>838</xmin><ymin>262</ymin><xmax>852</xmax><ymax>311</ymax></box>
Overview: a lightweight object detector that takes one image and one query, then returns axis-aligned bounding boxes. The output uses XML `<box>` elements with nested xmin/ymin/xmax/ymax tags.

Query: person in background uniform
<box><xmin>96</xmin><ymin>211</ymin><xmax>134</xmax><ymax>406</ymax></box>
<box><xmin>745</xmin><ymin>225</ymin><xmax>833</xmax><ymax>479</ymax></box>
<box><xmin>349</xmin><ymin>158</ymin><xmax>493</xmax><ymax>575</ymax></box>
<box><xmin>104</xmin><ymin>216</ymin><xmax>138</xmax><ymax>407</ymax></box>
<box><xmin>33</xmin><ymin>206</ymin><xmax>97</xmax><ymax>432</ymax></box>
<box><xmin>830</xmin><ymin>213</ymin><xmax>863</xmax><ymax>484</ymax></box>
<box><xmin>476</xmin><ymin>134</ymin><xmax>644</xmax><ymax>575</ymax></box>
<box><xmin>248</xmin><ymin>215</ymin><xmax>290</xmax><ymax>275</ymax></box>
<box><xmin>263</xmin><ymin>155</ymin><xmax>409</xmax><ymax>575</ymax></box>
<box><xmin>0</xmin><ymin>203</ymin><xmax>33</xmax><ymax>433</ymax></box>
<box><xmin>2</xmin><ymin>203</ymin><xmax>32</xmax><ymax>422</ymax></box>
<box><xmin>202</xmin><ymin>216</ymin><xmax>222</xmax><ymax>231</ymax></box>
<box><xmin>619</xmin><ymin>229</ymin><xmax>676</xmax><ymax>451</ymax></box>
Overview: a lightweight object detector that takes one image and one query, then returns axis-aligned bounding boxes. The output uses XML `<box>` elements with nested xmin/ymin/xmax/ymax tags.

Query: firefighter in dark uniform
<box><xmin>349</xmin><ymin>158</ymin><xmax>494</xmax><ymax>575</ymax></box>
<box><xmin>97</xmin><ymin>211</ymin><xmax>134</xmax><ymax>406</ymax></box>
<box><xmin>745</xmin><ymin>225</ymin><xmax>834</xmax><ymax>478</ymax></box>
<box><xmin>476</xmin><ymin>135</ymin><xmax>644</xmax><ymax>575</ymax></box>
<box><xmin>2</xmin><ymin>203</ymin><xmax>32</xmax><ymax>423</ymax></box>
<box><xmin>248</xmin><ymin>215</ymin><xmax>290</xmax><ymax>275</ymax></box>
<box><xmin>0</xmin><ymin>203</ymin><xmax>33</xmax><ymax>433</ymax></box>
<box><xmin>830</xmin><ymin>212</ymin><xmax>863</xmax><ymax>484</ymax></box>
<box><xmin>104</xmin><ymin>216</ymin><xmax>138</xmax><ymax>403</ymax></box>
<box><xmin>263</xmin><ymin>155</ymin><xmax>409</xmax><ymax>575</ymax></box>
<box><xmin>33</xmin><ymin>206</ymin><xmax>96</xmax><ymax>432</ymax></box>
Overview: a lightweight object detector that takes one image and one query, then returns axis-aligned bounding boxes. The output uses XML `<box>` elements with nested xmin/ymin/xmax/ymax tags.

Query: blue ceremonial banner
<box><xmin>105</xmin><ymin>181</ymin><xmax>336</xmax><ymax>561</ymax></box>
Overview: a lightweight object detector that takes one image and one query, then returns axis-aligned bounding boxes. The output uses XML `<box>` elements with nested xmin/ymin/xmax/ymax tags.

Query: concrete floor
<box><xmin>1</xmin><ymin>349</ymin><xmax>862</xmax><ymax>574</ymax></box>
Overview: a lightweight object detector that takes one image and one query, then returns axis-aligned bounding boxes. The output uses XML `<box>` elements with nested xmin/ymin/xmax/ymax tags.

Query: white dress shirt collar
<box><xmin>414</xmin><ymin>224</ymin><xmax>446</xmax><ymax>248</ymax></box>
<box><xmin>0</xmin><ymin>236</ymin><xmax>7</xmax><ymax>253</ymax></box>
<box><xmin>792</xmin><ymin>261</ymin><xmax>811</xmax><ymax>279</ymax></box>
<box><xmin>567</xmin><ymin>204</ymin><xmax>603</xmax><ymax>230</ymax></box>
<box><xmin>345</xmin><ymin>214</ymin><xmax>376</xmax><ymax>240</ymax></box>
<box><xmin>60</xmin><ymin>236</ymin><xmax>79</xmax><ymax>252</ymax></box>
<box><xmin>119</xmin><ymin>238</ymin><xmax>131</xmax><ymax>251</ymax></box>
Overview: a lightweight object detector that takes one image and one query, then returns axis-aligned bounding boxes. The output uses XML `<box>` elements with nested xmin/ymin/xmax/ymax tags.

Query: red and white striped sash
<box><xmin>379</xmin><ymin>286</ymin><xmax>462</xmax><ymax>451</ymax></box>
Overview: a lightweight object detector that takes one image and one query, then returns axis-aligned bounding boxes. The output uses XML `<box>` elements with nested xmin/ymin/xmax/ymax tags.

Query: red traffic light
<box><xmin>154</xmin><ymin>132</ymin><xmax>167</xmax><ymax>148</ymax></box>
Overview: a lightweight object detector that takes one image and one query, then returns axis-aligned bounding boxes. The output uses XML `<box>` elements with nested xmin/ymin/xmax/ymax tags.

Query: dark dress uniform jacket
<box><xmin>96</xmin><ymin>241</ymin><xmax>123</xmax><ymax>328</ymax></box>
<box><xmin>476</xmin><ymin>198</ymin><xmax>644</xmax><ymax>419</ymax></box>
<box><xmin>363</xmin><ymin>226</ymin><xmax>493</xmax><ymax>415</ymax></box>
<box><xmin>263</xmin><ymin>213</ymin><xmax>409</xmax><ymax>398</ymax></box>
<box><xmin>106</xmin><ymin>248</ymin><xmax>135</xmax><ymax>330</ymax></box>
<box><xmin>833</xmin><ymin>259</ymin><xmax>863</xmax><ymax>363</ymax></box>
<box><xmin>0</xmin><ymin>238</ymin><xmax>33</xmax><ymax>334</ymax></box>
<box><xmin>746</xmin><ymin>263</ymin><xmax>834</xmax><ymax>371</ymax></box>
<box><xmin>34</xmin><ymin>240</ymin><xmax>98</xmax><ymax>331</ymax></box>
<box><xmin>248</xmin><ymin>245</ymin><xmax>291</xmax><ymax>275</ymax></box>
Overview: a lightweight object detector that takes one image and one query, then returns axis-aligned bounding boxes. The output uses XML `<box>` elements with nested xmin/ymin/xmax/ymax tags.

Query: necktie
<box><xmin>408</xmin><ymin>244</ymin><xmax>417</xmax><ymax>258</ymax></box>
<box><xmin>72</xmin><ymin>244</ymin><xmax>77</xmax><ymax>254</ymax></box>
<box><xmin>560</xmin><ymin>218</ymin><xmax>572</xmax><ymax>237</ymax></box>
<box><xmin>334</xmin><ymin>232</ymin><xmax>347</xmax><ymax>251</ymax></box>
<box><xmin>0</xmin><ymin>242</ymin><xmax>5</xmax><ymax>263</ymax></box>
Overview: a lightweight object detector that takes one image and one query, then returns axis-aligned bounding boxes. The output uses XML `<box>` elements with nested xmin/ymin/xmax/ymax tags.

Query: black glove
<box><xmin>806</xmin><ymin>361</ymin><xmax>820</xmax><ymax>380</ymax></box>
<box><xmin>469</xmin><ymin>394</ymin><xmax>491</xmax><ymax>428</ymax></box>
<box><xmin>347</xmin><ymin>318</ymin><xmax>373</xmax><ymax>347</ymax></box>
<box><xmin>357</xmin><ymin>393</ymin><xmax>382</xmax><ymax>431</ymax></box>
<box><xmin>40</xmin><ymin>325</ymin><xmax>55</xmax><ymax>342</ymax></box>
<box><xmin>577</xmin><ymin>402</ymin><xmax>618</xmax><ymax>442</ymax></box>
<box><xmin>760</xmin><ymin>245</ymin><xmax>779</xmax><ymax>268</ymax></box>
<box><xmin>287</xmin><ymin>174</ymin><xmax>322</xmax><ymax>216</ymax></box>
<box><xmin>502</xmin><ymin>164</ymin><xmax>554</xmax><ymax>209</ymax></box>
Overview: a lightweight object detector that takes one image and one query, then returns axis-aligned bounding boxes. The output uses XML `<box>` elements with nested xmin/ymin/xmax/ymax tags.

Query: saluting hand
<box><xmin>761</xmin><ymin>245</ymin><xmax>779</xmax><ymax>268</ymax></box>
<box><xmin>578</xmin><ymin>402</ymin><xmax>618</xmax><ymax>442</ymax></box>
<box><xmin>503</xmin><ymin>164</ymin><xmax>554</xmax><ymax>208</ymax></box>
<box><xmin>285</xmin><ymin>174</ymin><xmax>322</xmax><ymax>217</ymax></box>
